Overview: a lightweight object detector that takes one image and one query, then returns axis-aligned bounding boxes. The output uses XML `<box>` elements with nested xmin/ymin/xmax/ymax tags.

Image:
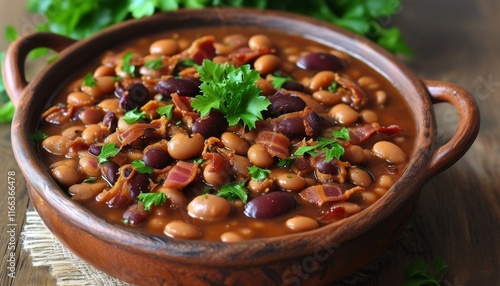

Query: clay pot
<box><xmin>3</xmin><ymin>8</ymin><xmax>479</xmax><ymax>285</ymax></box>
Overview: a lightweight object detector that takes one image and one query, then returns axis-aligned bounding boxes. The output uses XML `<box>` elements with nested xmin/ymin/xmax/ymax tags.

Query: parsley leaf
<box><xmin>277</xmin><ymin>157</ymin><xmax>297</xmax><ymax>168</ymax></box>
<box><xmin>30</xmin><ymin>130</ymin><xmax>48</xmax><ymax>142</ymax></box>
<box><xmin>82</xmin><ymin>177</ymin><xmax>97</xmax><ymax>183</ymax></box>
<box><xmin>332</xmin><ymin>127</ymin><xmax>350</xmax><ymax>141</ymax></box>
<box><xmin>294</xmin><ymin>130</ymin><xmax>347</xmax><ymax>163</ymax></box>
<box><xmin>191</xmin><ymin>60</ymin><xmax>271</xmax><ymax>130</ymax></box>
<box><xmin>138</xmin><ymin>192</ymin><xmax>167</xmax><ymax>211</ymax></box>
<box><xmin>328</xmin><ymin>81</ymin><xmax>338</xmax><ymax>92</ymax></box>
<box><xmin>82</xmin><ymin>72</ymin><xmax>97</xmax><ymax>87</ymax></box>
<box><xmin>177</xmin><ymin>58</ymin><xmax>200</xmax><ymax>68</ymax></box>
<box><xmin>144</xmin><ymin>57</ymin><xmax>164</xmax><ymax>69</ymax></box>
<box><xmin>121</xmin><ymin>52</ymin><xmax>136</xmax><ymax>76</ymax></box>
<box><xmin>131</xmin><ymin>160</ymin><xmax>154</xmax><ymax>174</ymax></box>
<box><xmin>403</xmin><ymin>256</ymin><xmax>448</xmax><ymax>286</ymax></box>
<box><xmin>123</xmin><ymin>107</ymin><xmax>146</xmax><ymax>124</ymax></box>
<box><xmin>271</xmin><ymin>75</ymin><xmax>293</xmax><ymax>89</ymax></box>
<box><xmin>156</xmin><ymin>104</ymin><xmax>174</xmax><ymax>120</ymax></box>
<box><xmin>248</xmin><ymin>166</ymin><xmax>271</xmax><ymax>181</ymax></box>
<box><xmin>217</xmin><ymin>181</ymin><xmax>248</xmax><ymax>203</ymax></box>
<box><xmin>97</xmin><ymin>143</ymin><xmax>120</xmax><ymax>164</ymax></box>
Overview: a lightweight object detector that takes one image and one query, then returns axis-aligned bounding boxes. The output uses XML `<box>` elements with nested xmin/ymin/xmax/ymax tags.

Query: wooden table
<box><xmin>1</xmin><ymin>0</ymin><xmax>499</xmax><ymax>285</ymax></box>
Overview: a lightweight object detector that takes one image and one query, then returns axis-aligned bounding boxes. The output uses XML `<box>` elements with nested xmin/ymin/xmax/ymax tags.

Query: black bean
<box><xmin>192</xmin><ymin>110</ymin><xmax>228</xmax><ymax>138</ymax></box>
<box><xmin>268</xmin><ymin>93</ymin><xmax>306</xmax><ymax>117</ymax></box>
<box><xmin>296</xmin><ymin>52</ymin><xmax>345</xmax><ymax>72</ymax></box>
<box><xmin>143</xmin><ymin>148</ymin><xmax>170</xmax><ymax>169</ymax></box>
<box><xmin>119</xmin><ymin>83</ymin><xmax>150</xmax><ymax>111</ymax></box>
<box><xmin>155</xmin><ymin>77</ymin><xmax>200</xmax><ymax>97</ymax></box>
<box><xmin>100</xmin><ymin>161</ymin><xmax>120</xmax><ymax>185</ymax></box>
<box><xmin>102</xmin><ymin>112</ymin><xmax>117</xmax><ymax>133</ymax></box>
<box><xmin>123</xmin><ymin>203</ymin><xmax>150</xmax><ymax>226</ymax></box>
<box><xmin>88</xmin><ymin>144</ymin><xmax>102</xmax><ymax>156</ymax></box>
<box><xmin>244</xmin><ymin>192</ymin><xmax>296</xmax><ymax>219</ymax></box>
<box><xmin>128</xmin><ymin>173</ymin><xmax>150</xmax><ymax>198</ymax></box>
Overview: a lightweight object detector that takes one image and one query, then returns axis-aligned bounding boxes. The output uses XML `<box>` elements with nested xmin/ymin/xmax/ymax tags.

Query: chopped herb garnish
<box><xmin>156</xmin><ymin>104</ymin><xmax>174</xmax><ymax>120</ymax></box>
<box><xmin>277</xmin><ymin>157</ymin><xmax>297</xmax><ymax>168</ymax></box>
<box><xmin>332</xmin><ymin>127</ymin><xmax>350</xmax><ymax>141</ymax></box>
<box><xmin>30</xmin><ymin>130</ymin><xmax>48</xmax><ymax>142</ymax></box>
<box><xmin>403</xmin><ymin>256</ymin><xmax>448</xmax><ymax>286</ymax></box>
<box><xmin>248</xmin><ymin>165</ymin><xmax>271</xmax><ymax>181</ymax></box>
<box><xmin>97</xmin><ymin>143</ymin><xmax>120</xmax><ymax>164</ymax></box>
<box><xmin>82</xmin><ymin>177</ymin><xmax>97</xmax><ymax>183</ymax></box>
<box><xmin>271</xmin><ymin>75</ymin><xmax>293</xmax><ymax>89</ymax></box>
<box><xmin>123</xmin><ymin>107</ymin><xmax>146</xmax><ymax>124</ymax></box>
<box><xmin>82</xmin><ymin>72</ymin><xmax>97</xmax><ymax>87</ymax></box>
<box><xmin>144</xmin><ymin>57</ymin><xmax>164</xmax><ymax>69</ymax></box>
<box><xmin>328</xmin><ymin>81</ymin><xmax>338</xmax><ymax>92</ymax></box>
<box><xmin>131</xmin><ymin>160</ymin><xmax>154</xmax><ymax>174</ymax></box>
<box><xmin>177</xmin><ymin>58</ymin><xmax>200</xmax><ymax>68</ymax></box>
<box><xmin>294</xmin><ymin>134</ymin><xmax>346</xmax><ymax>163</ymax></box>
<box><xmin>192</xmin><ymin>158</ymin><xmax>205</xmax><ymax>165</ymax></box>
<box><xmin>121</xmin><ymin>52</ymin><xmax>136</xmax><ymax>76</ymax></box>
<box><xmin>217</xmin><ymin>181</ymin><xmax>248</xmax><ymax>203</ymax></box>
<box><xmin>114</xmin><ymin>76</ymin><xmax>122</xmax><ymax>82</ymax></box>
<box><xmin>138</xmin><ymin>192</ymin><xmax>167</xmax><ymax>211</ymax></box>
<box><xmin>191</xmin><ymin>60</ymin><xmax>271</xmax><ymax>130</ymax></box>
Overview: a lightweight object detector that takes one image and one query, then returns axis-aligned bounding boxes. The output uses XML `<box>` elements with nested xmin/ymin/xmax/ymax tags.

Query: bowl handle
<box><xmin>423</xmin><ymin>80</ymin><xmax>480</xmax><ymax>176</ymax></box>
<box><xmin>2</xmin><ymin>32</ymin><xmax>76</xmax><ymax>106</ymax></box>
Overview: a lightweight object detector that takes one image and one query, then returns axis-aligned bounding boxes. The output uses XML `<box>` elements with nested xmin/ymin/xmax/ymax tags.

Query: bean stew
<box><xmin>37</xmin><ymin>27</ymin><xmax>415</xmax><ymax>241</ymax></box>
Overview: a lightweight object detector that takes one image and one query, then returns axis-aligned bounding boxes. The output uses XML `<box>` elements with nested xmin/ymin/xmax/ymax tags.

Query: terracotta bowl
<box><xmin>3</xmin><ymin>8</ymin><xmax>479</xmax><ymax>285</ymax></box>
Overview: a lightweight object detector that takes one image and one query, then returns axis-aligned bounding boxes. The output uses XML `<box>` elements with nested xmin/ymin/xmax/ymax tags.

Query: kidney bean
<box><xmin>296</xmin><ymin>52</ymin><xmax>345</xmax><ymax>72</ymax></box>
<box><xmin>143</xmin><ymin>148</ymin><xmax>170</xmax><ymax>169</ymax></box>
<box><xmin>167</xmin><ymin>133</ymin><xmax>204</xmax><ymax>160</ymax></box>
<box><xmin>187</xmin><ymin>194</ymin><xmax>233</xmax><ymax>221</ymax></box>
<box><xmin>150</xmin><ymin>39</ymin><xmax>179</xmax><ymax>56</ymax></box>
<box><xmin>268</xmin><ymin>93</ymin><xmax>306</xmax><ymax>117</ymax></box>
<box><xmin>123</xmin><ymin>203</ymin><xmax>150</xmax><ymax>226</ymax></box>
<box><xmin>285</xmin><ymin>215</ymin><xmax>319</xmax><ymax>232</ymax></box>
<box><xmin>247</xmin><ymin>144</ymin><xmax>274</xmax><ymax>168</ymax></box>
<box><xmin>154</xmin><ymin>77</ymin><xmax>200</xmax><ymax>97</ymax></box>
<box><xmin>253</xmin><ymin>54</ymin><xmax>280</xmax><ymax>75</ymax></box>
<box><xmin>119</xmin><ymin>83</ymin><xmax>150</xmax><ymax>111</ymax></box>
<box><xmin>274</xmin><ymin>110</ymin><xmax>321</xmax><ymax>139</ymax></box>
<box><xmin>102</xmin><ymin>111</ymin><xmax>118</xmax><ymax>132</ymax></box>
<box><xmin>221</xmin><ymin>132</ymin><xmax>249</xmax><ymax>155</ymax></box>
<box><xmin>100</xmin><ymin>161</ymin><xmax>120</xmax><ymax>185</ymax></box>
<box><xmin>314</xmin><ymin>157</ymin><xmax>340</xmax><ymax>175</ymax></box>
<box><xmin>372</xmin><ymin>141</ymin><xmax>406</xmax><ymax>164</ymax></box>
<box><xmin>164</xmin><ymin>220</ymin><xmax>202</xmax><ymax>240</ymax></box>
<box><xmin>88</xmin><ymin>144</ymin><xmax>102</xmax><ymax>156</ymax></box>
<box><xmin>192</xmin><ymin>110</ymin><xmax>228</xmax><ymax>138</ymax></box>
<box><xmin>244</xmin><ymin>192</ymin><xmax>295</xmax><ymax>219</ymax></box>
<box><xmin>281</xmin><ymin>80</ymin><xmax>305</xmax><ymax>92</ymax></box>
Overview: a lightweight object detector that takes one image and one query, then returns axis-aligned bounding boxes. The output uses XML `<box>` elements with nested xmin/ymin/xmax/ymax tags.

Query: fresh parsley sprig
<box><xmin>121</xmin><ymin>52</ymin><xmax>136</xmax><ymax>77</ymax></box>
<box><xmin>271</xmin><ymin>75</ymin><xmax>293</xmax><ymax>89</ymax></box>
<box><xmin>97</xmin><ymin>143</ymin><xmax>120</xmax><ymax>164</ymax></box>
<box><xmin>191</xmin><ymin>60</ymin><xmax>271</xmax><ymax>130</ymax></box>
<box><xmin>217</xmin><ymin>181</ymin><xmax>248</xmax><ymax>203</ymax></box>
<box><xmin>82</xmin><ymin>72</ymin><xmax>97</xmax><ymax>87</ymax></box>
<box><xmin>144</xmin><ymin>57</ymin><xmax>164</xmax><ymax>69</ymax></box>
<box><xmin>138</xmin><ymin>192</ymin><xmax>167</xmax><ymax>211</ymax></box>
<box><xmin>293</xmin><ymin>127</ymin><xmax>350</xmax><ymax>163</ymax></box>
<box><xmin>156</xmin><ymin>105</ymin><xmax>174</xmax><ymax>120</ymax></box>
<box><xmin>248</xmin><ymin>166</ymin><xmax>271</xmax><ymax>181</ymax></box>
<box><xmin>131</xmin><ymin>160</ymin><xmax>154</xmax><ymax>174</ymax></box>
<box><xmin>123</xmin><ymin>107</ymin><xmax>146</xmax><ymax>124</ymax></box>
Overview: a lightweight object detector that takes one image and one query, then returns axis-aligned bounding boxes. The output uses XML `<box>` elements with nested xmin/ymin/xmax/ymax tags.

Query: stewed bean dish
<box><xmin>38</xmin><ymin>27</ymin><xmax>415</xmax><ymax>241</ymax></box>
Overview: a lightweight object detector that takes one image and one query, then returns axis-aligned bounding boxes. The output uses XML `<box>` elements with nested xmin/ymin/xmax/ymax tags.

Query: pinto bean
<box><xmin>51</xmin><ymin>160</ymin><xmax>84</xmax><ymax>187</ymax></box>
<box><xmin>309</xmin><ymin>71</ymin><xmax>336</xmax><ymax>91</ymax></box>
<box><xmin>286</xmin><ymin>215</ymin><xmax>319</xmax><ymax>232</ymax></box>
<box><xmin>348</xmin><ymin>167</ymin><xmax>372</xmax><ymax>187</ymax></box>
<box><xmin>167</xmin><ymin>133</ymin><xmax>204</xmax><ymax>160</ymax></box>
<box><xmin>357</xmin><ymin>76</ymin><xmax>379</xmax><ymax>90</ymax></box>
<box><xmin>378</xmin><ymin>174</ymin><xmax>395</xmax><ymax>189</ymax></box>
<box><xmin>372</xmin><ymin>141</ymin><xmax>406</xmax><ymax>164</ymax></box>
<box><xmin>150</xmin><ymin>39</ymin><xmax>179</xmax><ymax>56</ymax></box>
<box><xmin>220</xmin><ymin>231</ymin><xmax>245</xmax><ymax>242</ymax></box>
<box><xmin>342</xmin><ymin>145</ymin><xmax>367</xmax><ymax>165</ymax></box>
<box><xmin>188</xmin><ymin>194</ymin><xmax>232</xmax><ymax>221</ymax></box>
<box><xmin>164</xmin><ymin>220</ymin><xmax>202</xmax><ymax>240</ymax></box>
<box><xmin>359</xmin><ymin>109</ymin><xmax>378</xmax><ymax>123</ymax></box>
<box><xmin>93</xmin><ymin>65</ymin><xmax>115</xmax><ymax>77</ymax></box>
<box><xmin>67</xmin><ymin>92</ymin><xmax>93</xmax><ymax>107</ymax></box>
<box><xmin>256</xmin><ymin>77</ymin><xmax>276</xmax><ymax>96</ymax></box>
<box><xmin>97</xmin><ymin>98</ymin><xmax>121</xmax><ymax>113</ymax></box>
<box><xmin>312</xmin><ymin>90</ymin><xmax>342</xmax><ymax>106</ymax></box>
<box><xmin>248</xmin><ymin>177</ymin><xmax>275</xmax><ymax>194</ymax></box>
<box><xmin>221</xmin><ymin>132</ymin><xmax>249</xmax><ymax>155</ymax></box>
<box><xmin>247</xmin><ymin>144</ymin><xmax>274</xmax><ymax>168</ymax></box>
<box><xmin>79</xmin><ymin>155</ymin><xmax>101</xmax><ymax>177</ymax></box>
<box><xmin>223</xmin><ymin>34</ymin><xmax>247</xmax><ymax>49</ymax></box>
<box><xmin>248</xmin><ymin>34</ymin><xmax>272</xmax><ymax>50</ymax></box>
<box><xmin>82</xmin><ymin>76</ymin><xmax>115</xmax><ymax>98</ymax></box>
<box><xmin>375</xmin><ymin>90</ymin><xmax>387</xmax><ymax>106</ymax></box>
<box><xmin>157</xmin><ymin>186</ymin><xmax>187</xmax><ymax>206</ymax></box>
<box><xmin>329</xmin><ymin>103</ymin><xmax>359</xmax><ymax>126</ymax></box>
<box><xmin>254</xmin><ymin>54</ymin><xmax>280</xmax><ymax>75</ymax></box>
<box><xmin>42</xmin><ymin>135</ymin><xmax>70</xmax><ymax>155</ymax></box>
<box><xmin>275</xmin><ymin>173</ymin><xmax>306</xmax><ymax>192</ymax></box>
<box><xmin>203</xmin><ymin>163</ymin><xmax>230</xmax><ymax>187</ymax></box>
<box><xmin>62</xmin><ymin>125</ymin><xmax>85</xmax><ymax>139</ymax></box>
<box><xmin>78</xmin><ymin>107</ymin><xmax>103</xmax><ymax>125</ymax></box>
<box><xmin>69</xmin><ymin>181</ymin><xmax>107</xmax><ymax>202</ymax></box>
<box><xmin>82</xmin><ymin>124</ymin><xmax>107</xmax><ymax>145</ymax></box>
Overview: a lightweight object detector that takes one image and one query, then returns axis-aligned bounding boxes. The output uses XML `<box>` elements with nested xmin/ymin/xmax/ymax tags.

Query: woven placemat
<box><xmin>21</xmin><ymin>210</ymin><xmax>419</xmax><ymax>285</ymax></box>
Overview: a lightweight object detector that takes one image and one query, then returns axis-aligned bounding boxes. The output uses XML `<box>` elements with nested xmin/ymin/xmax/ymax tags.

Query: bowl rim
<box><xmin>10</xmin><ymin>7</ymin><xmax>434</xmax><ymax>266</ymax></box>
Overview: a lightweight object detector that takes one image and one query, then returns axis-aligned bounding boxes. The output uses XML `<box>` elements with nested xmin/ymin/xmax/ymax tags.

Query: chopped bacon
<box><xmin>300</xmin><ymin>184</ymin><xmax>363</xmax><ymax>206</ymax></box>
<box><xmin>229</xmin><ymin>47</ymin><xmax>274</xmax><ymax>66</ymax></box>
<box><xmin>335</xmin><ymin>74</ymin><xmax>368</xmax><ymax>109</ymax></box>
<box><xmin>256</xmin><ymin>131</ymin><xmax>291</xmax><ymax>159</ymax></box>
<box><xmin>118</xmin><ymin>117</ymin><xmax>167</xmax><ymax>146</ymax></box>
<box><xmin>41</xmin><ymin>105</ymin><xmax>75</xmax><ymax>125</ymax></box>
<box><xmin>163</xmin><ymin>161</ymin><xmax>199</xmax><ymax>190</ymax></box>
<box><xmin>66</xmin><ymin>137</ymin><xmax>89</xmax><ymax>152</ymax></box>
<box><xmin>180</xmin><ymin>36</ymin><xmax>216</xmax><ymax>64</ymax></box>
<box><xmin>350</xmin><ymin>123</ymin><xmax>402</xmax><ymax>144</ymax></box>
<box><xmin>171</xmin><ymin>93</ymin><xmax>199</xmax><ymax>123</ymax></box>
<box><xmin>97</xmin><ymin>165</ymin><xmax>150</xmax><ymax>208</ymax></box>
<box><xmin>318</xmin><ymin>205</ymin><xmax>348</xmax><ymax>223</ymax></box>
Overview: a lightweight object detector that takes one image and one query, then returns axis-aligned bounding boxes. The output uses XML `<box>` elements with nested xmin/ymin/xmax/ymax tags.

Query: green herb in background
<box><xmin>0</xmin><ymin>0</ymin><xmax>412</xmax><ymax>124</ymax></box>
<box><xmin>82</xmin><ymin>72</ymin><xmax>97</xmax><ymax>87</ymax></box>
<box><xmin>403</xmin><ymin>256</ymin><xmax>449</xmax><ymax>286</ymax></box>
